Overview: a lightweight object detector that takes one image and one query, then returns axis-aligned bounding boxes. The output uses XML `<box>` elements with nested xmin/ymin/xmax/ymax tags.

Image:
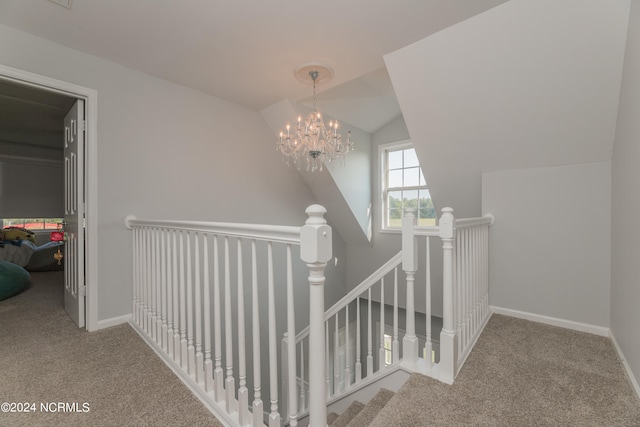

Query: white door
<box><xmin>63</xmin><ymin>99</ymin><xmax>85</xmax><ymax>328</ymax></box>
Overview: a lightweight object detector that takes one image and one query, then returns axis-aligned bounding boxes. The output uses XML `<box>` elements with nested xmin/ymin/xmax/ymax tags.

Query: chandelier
<box><xmin>278</xmin><ymin>67</ymin><xmax>353</xmax><ymax>172</ymax></box>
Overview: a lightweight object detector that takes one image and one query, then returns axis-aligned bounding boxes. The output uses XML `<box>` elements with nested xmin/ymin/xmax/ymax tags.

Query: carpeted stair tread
<box><xmin>327</xmin><ymin>412</ymin><xmax>339</xmax><ymax>424</ymax></box>
<box><xmin>345</xmin><ymin>388</ymin><xmax>395</xmax><ymax>427</ymax></box>
<box><xmin>330</xmin><ymin>401</ymin><xmax>364</xmax><ymax>427</ymax></box>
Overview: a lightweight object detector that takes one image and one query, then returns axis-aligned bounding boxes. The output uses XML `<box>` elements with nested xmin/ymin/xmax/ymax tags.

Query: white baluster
<box><xmin>455</xmin><ymin>226</ymin><xmax>462</xmax><ymax>355</ymax></box>
<box><xmin>194</xmin><ymin>233</ymin><xmax>204</xmax><ymax>384</ymax></box>
<box><xmin>237</xmin><ymin>239</ymin><xmax>249</xmax><ymax>426</ymax></box>
<box><xmin>203</xmin><ymin>234</ymin><xmax>214</xmax><ymax>393</ymax></box>
<box><xmin>161</xmin><ymin>229</ymin><xmax>168</xmax><ymax>352</ymax></box>
<box><xmin>299</xmin><ymin>342</ymin><xmax>305</xmax><ymax>411</ymax></box>
<box><xmin>281</xmin><ymin>333</ymin><xmax>289</xmax><ymax>425</ymax></box>
<box><xmin>151</xmin><ymin>229</ymin><xmax>157</xmax><ymax>342</ymax></box>
<box><xmin>132</xmin><ymin>227</ymin><xmax>139</xmax><ymax>325</ymax></box>
<box><xmin>179</xmin><ymin>230</ymin><xmax>188</xmax><ymax>368</ymax></box>
<box><xmin>155</xmin><ymin>228</ymin><xmax>162</xmax><ymax>345</ymax></box>
<box><xmin>483</xmin><ymin>225</ymin><xmax>490</xmax><ymax>317</ymax></box>
<box><xmin>166</xmin><ymin>229</ymin><xmax>174</xmax><ymax>359</ymax></box>
<box><xmin>334</xmin><ymin>314</ymin><xmax>339</xmax><ymax>391</ymax></box>
<box><xmin>267</xmin><ymin>242</ymin><xmax>280</xmax><ymax>427</ymax></box>
<box><xmin>224</xmin><ymin>236</ymin><xmax>236</xmax><ymax>414</ymax></box>
<box><xmin>367</xmin><ymin>288</ymin><xmax>373</xmax><ymax>376</ymax></box>
<box><xmin>251</xmin><ymin>240</ymin><xmax>263</xmax><ymax>427</ymax></box>
<box><xmin>425</xmin><ymin>236</ymin><xmax>433</xmax><ymax>368</ymax></box>
<box><xmin>379</xmin><ymin>278</ymin><xmax>385</xmax><ymax>370</ymax></box>
<box><xmin>213</xmin><ymin>235</ymin><xmax>224</xmax><ymax>402</ymax></box>
<box><xmin>326</xmin><ymin>321</ymin><xmax>332</xmax><ymax>395</ymax></box>
<box><xmin>393</xmin><ymin>267</ymin><xmax>399</xmax><ymax>364</ymax></box>
<box><xmin>187</xmin><ymin>232</ymin><xmax>195</xmax><ymax>376</ymax></box>
<box><xmin>286</xmin><ymin>244</ymin><xmax>297</xmax><ymax>427</ymax></box>
<box><xmin>146</xmin><ymin>228</ymin><xmax>152</xmax><ymax>338</ymax></box>
<box><xmin>345</xmin><ymin>305</ymin><xmax>351</xmax><ymax>388</ymax></box>
<box><xmin>402</xmin><ymin>209</ymin><xmax>418</xmax><ymax>366</ymax></box>
<box><xmin>172</xmin><ymin>230</ymin><xmax>180</xmax><ymax>362</ymax></box>
<box><xmin>355</xmin><ymin>297</ymin><xmax>362</xmax><ymax>382</ymax></box>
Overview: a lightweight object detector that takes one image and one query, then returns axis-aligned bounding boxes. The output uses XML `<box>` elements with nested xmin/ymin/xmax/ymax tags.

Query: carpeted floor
<box><xmin>0</xmin><ymin>271</ymin><xmax>223</xmax><ymax>427</ymax></box>
<box><xmin>370</xmin><ymin>314</ymin><xmax>640</xmax><ymax>427</ymax></box>
<box><xmin>2</xmin><ymin>272</ymin><xmax>639</xmax><ymax>426</ymax></box>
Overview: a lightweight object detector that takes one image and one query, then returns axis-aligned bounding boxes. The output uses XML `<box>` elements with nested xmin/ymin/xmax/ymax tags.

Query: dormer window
<box><xmin>380</xmin><ymin>141</ymin><xmax>435</xmax><ymax>231</ymax></box>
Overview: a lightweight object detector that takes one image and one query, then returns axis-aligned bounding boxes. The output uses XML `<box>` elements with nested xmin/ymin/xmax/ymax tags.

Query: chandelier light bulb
<box><xmin>277</xmin><ymin>67</ymin><xmax>354</xmax><ymax>172</ymax></box>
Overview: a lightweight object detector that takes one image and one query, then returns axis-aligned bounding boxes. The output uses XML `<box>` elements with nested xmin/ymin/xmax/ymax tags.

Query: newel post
<box><xmin>402</xmin><ymin>208</ymin><xmax>419</xmax><ymax>366</ymax></box>
<box><xmin>301</xmin><ymin>205</ymin><xmax>332</xmax><ymax>427</ymax></box>
<box><xmin>439</xmin><ymin>207</ymin><xmax>457</xmax><ymax>384</ymax></box>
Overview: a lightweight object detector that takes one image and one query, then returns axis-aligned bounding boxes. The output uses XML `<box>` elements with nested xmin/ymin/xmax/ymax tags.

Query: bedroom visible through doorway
<box><xmin>0</xmin><ymin>65</ymin><xmax>98</xmax><ymax>330</ymax></box>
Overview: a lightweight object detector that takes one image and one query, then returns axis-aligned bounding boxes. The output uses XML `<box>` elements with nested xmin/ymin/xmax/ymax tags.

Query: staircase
<box><xmin>124</xmin><ymin>204</ymin><xmax>493</xmax><ymax>426</ymax></box>
<box><xmin>327</xmin><ymin>388</ymin><xmax>395</xmax><ymax>427</ymax></box>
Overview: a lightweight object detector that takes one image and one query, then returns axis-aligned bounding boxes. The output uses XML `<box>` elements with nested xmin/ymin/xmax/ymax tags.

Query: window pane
<box><xmin>403</xmin><ymin>190</ymin><xmax>418</xmax><ymax>211</ymax></box>
<box><xmin>404</xmin><ymin>148</ymin><xmax>419</xmax><ymax>168</ymax></box>
<box><xmin>388</xmin><ymin>150</ymin><xmax>403</xmax><ymax>170</ymax></box>
<box><xmin>388</xmin><ymin>169</ymin><xmax>403</xmax><ymax>188</ymax></box>
<box><xmin>420</xmin><ymin>170</ymin><xmax>426</xmax><ymax>186</ymax></box>
<box><xmin>418</xmin><ymin>190</ymin><xmax>435</xmax><ymax>220</ymax></box>
<box><xmin>403</xmin><ymin>167</ymin><xmax>420</xmax><ymax>187</ymax></box>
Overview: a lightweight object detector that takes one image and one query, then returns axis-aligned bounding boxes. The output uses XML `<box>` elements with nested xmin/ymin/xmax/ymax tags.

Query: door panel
<box><xmin>63</xmin><ymin>99</ymin><xmax>85</xmax><ymax>328</ymax></box>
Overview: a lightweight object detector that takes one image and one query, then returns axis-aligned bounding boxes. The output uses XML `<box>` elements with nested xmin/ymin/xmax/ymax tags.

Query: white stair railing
<box><xmin>126</xmin><ymin>205</ymin><xmax>492</xmax><ymax>426</ymax></box>
<box><xmin>125</xmin><ymin>205</ymin><xmax>331</xmax><ymax>427</ymax></box>
<box><xmin>290</xmin><ymin>207</ymin><xmax>493</xmax><ymax>422</ymax></box>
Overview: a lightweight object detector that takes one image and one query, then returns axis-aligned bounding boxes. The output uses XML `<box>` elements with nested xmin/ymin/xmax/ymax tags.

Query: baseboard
<box><xmin>609</xmin><ymin>331</ymin><xmax>640</xmax><ymax>402</ymax></box>
<box><xmin>95</xmin><ymin>314</ymin><xmax>131</xmax><ymax>330</ymax></box>
<box><xmin>490</xmin><ymin>306</ymin><xmax>609</xmax><ymax>337</ymax></box>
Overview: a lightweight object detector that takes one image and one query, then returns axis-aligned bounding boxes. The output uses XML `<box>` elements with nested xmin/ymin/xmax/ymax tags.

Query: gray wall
<box><xmin>482</xmin><ymin>162</ymin><xmax>612</xmax><ymax>327</ymax></box>
<box><xmin>611</xmin><ymin>0</ymin><xmax>640</xmax><ymax>395</ymax></box>
<box><xmin>0</xmin><ymin>158</ymin><xmax>63</xmax><ymax>218</ymax></box>
<box><xmin>345</xmin><ymin>115</ymin><xmax>444</xmax><ymax>317</ymax></box>
<box><xmin>0</xmin><ymin>23</ymin><xmax>346</xmax><ymax>324</ymax></box>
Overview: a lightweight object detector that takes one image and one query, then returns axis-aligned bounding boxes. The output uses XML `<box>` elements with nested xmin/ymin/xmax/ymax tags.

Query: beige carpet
<box><xmin>369</xmin><ymin>314</ymin><xmax>640</xmax><ymax>427</ymax></box>
<box><xmin>3</xmin><ymin>273</ymin><xmax>640</xmax><ymax>426</ymax></box>
<box><xmin>0</xmin><ymin>271</ymin><xmax>223</xmax><ymax>427</ymax></box>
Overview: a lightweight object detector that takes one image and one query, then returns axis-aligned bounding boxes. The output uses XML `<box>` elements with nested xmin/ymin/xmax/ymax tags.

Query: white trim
<box><xmin>0</xmin><ymin>63</ymin><xmax>99</xmax><ymax>331</ymax></box>
<box><xmin>609</xmin><ymin>331</ymin><xmax>640</xmax><ymax>402</ymax></box>
<box><xmin>95</xmin><ymin>314</ymin><xmax>131</xmax><ymax>330</ymax></box>
<box><xmin>490</xmin><ymin>306</ymin><xmax>610</xmax><ymax>337</ymax></box>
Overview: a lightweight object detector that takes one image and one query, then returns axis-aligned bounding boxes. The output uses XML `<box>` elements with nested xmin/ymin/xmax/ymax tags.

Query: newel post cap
<box><xmin>124</xmin><ymin>215</ymin><xmax>136</xmax><ymax>230</ymax></box>
<box><xmin>301</xmin><ymin>205</ymin><xmax>332</xmax><ymax>263</ymax></box>
<box><xmin>439</xmin><ymin>207</ymin><xmax>455</xmax><ymax>239</ymax></box>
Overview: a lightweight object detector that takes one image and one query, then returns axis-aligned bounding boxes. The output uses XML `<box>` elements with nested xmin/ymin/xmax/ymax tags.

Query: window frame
<box><xmin>2</xmin><ymin>218</ymin><xmax>64</xmax><ymax>231</ymax></box>
<box><xmin>379</xmin><ymin>140</ymin><xmax>434</xmax><ymax>232</ymax></box>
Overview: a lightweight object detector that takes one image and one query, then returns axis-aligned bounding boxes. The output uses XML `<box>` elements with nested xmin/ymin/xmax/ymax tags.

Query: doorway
<box><xmin>0</xmin><ymin>63</ymin><xmax>98</xmax><ymax>330</ymax></box>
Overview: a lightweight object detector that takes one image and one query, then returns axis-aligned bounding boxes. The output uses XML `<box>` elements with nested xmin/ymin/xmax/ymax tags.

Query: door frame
<box><xmin>0</xmin><ymin>64</ymin><xmax>99</xmax><ymax>331</ymax></box>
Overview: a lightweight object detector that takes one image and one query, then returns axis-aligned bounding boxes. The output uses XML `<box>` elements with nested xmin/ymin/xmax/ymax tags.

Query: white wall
<box><xmin>611</xmin><ymin>0</ymin><xmax>640</xmax><ymax>394</ymax></box>
<box><xmin>483</xmin><ymin>162</ymin><xmax>611</xmax><ymax>327</ymax></box>
<box><xmin>344</xmin><ymin>115</ymin><xmax>444</xmax><ymax>317</ymax></box>
<box><xmin>0</xmin><ymin>158</ymin><xmax>63</xmax><ymax>218</ymax></box>
<box><xmin>385</xmin><ymin>0</ymin><xmax>629</xmax><ymax>218</ymax></box>
<box><xmin>261</xmin><ymin>99</ymin><xmax>373</xmax><ymax>244</ymax></box>
<box><xmin>0</xmin><ymin>24</ymin><xmax>347</xmax><ymax>323</ymax></box>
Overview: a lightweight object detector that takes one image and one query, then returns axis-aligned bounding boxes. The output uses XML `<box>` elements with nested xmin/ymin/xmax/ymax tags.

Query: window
<box><xmin>380</xmin><ymin>141</ymin><xmax>436</xmax><ymax>230</ymax></box>
<box><xmin>2</xmin><ymin>218</ymin><xmax>63</xmax><ymax>230</ymax></box>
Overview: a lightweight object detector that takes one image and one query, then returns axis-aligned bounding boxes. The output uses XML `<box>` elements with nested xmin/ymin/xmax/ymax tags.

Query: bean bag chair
<box><xmin>0</xmin><ymin>260</ymin><xmax>30</xmax><ymax>301</ymax></box>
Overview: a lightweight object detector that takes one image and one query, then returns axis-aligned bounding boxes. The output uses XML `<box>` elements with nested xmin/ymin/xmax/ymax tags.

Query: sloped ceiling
<box><xmin>385</xmin><ymin>0</ymin><xmax>630</xmax><ymax>217</ymax></box>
